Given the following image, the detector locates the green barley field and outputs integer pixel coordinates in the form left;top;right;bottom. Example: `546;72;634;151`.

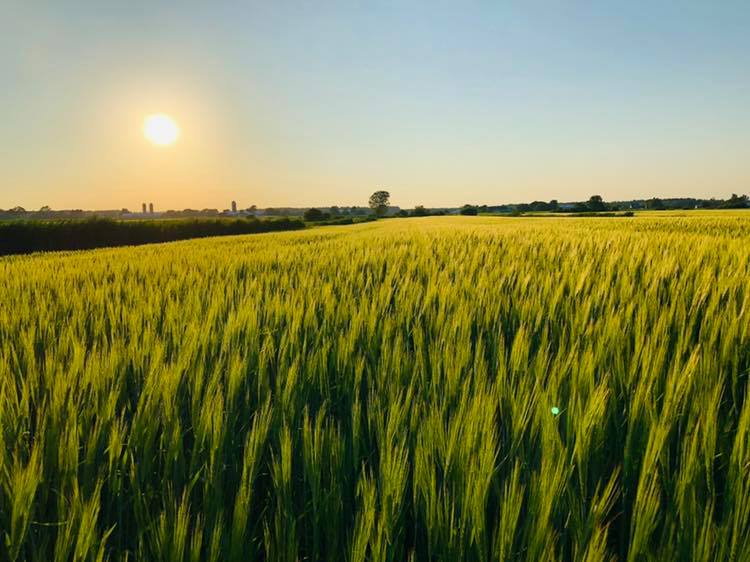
2;215;750;561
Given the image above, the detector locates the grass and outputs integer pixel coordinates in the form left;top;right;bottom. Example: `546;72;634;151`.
1;215;749;560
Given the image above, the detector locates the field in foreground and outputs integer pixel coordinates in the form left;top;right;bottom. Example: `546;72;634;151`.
2;215;750;561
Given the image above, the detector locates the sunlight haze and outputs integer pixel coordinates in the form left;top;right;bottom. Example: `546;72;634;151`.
1;1;749;210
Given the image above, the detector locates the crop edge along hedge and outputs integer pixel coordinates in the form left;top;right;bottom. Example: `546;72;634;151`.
0;216;306;255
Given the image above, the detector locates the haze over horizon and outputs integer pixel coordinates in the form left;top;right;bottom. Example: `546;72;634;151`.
2;1;749;210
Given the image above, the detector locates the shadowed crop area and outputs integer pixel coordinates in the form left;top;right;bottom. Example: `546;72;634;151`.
1;215;750;561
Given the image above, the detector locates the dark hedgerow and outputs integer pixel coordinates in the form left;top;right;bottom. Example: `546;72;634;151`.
0;216;305;255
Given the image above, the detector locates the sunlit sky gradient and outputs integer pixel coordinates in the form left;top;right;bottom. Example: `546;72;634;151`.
2;1;749;210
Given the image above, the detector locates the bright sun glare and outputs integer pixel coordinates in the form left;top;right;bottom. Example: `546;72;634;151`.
143;114;180;146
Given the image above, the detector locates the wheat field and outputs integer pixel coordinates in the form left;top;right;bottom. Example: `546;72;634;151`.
2;215;750;561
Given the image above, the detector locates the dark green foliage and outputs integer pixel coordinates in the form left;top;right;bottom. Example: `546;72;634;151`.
368;191;391;216
409;206;446;217
304;208;331;222
587;195;606;212
719;193;749;209
515;200;560;213
0;217;305;255
646;198;666;210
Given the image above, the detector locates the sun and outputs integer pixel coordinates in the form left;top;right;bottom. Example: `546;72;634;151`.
143;114;180;146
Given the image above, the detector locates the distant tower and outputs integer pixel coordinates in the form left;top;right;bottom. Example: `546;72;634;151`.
149;203;154;214
231;200;237;213
142;203;147;214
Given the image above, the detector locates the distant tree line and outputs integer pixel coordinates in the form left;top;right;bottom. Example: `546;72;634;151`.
454;193;750;215
559;194;749;212
636;193;749;210
0;217;305;256
264;206;372;218
393;205;448;218
302;207;377;225
2;191;747;231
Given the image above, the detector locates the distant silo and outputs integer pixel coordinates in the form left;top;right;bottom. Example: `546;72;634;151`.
232;200;237;213
142;203;147;214
149;203;154;214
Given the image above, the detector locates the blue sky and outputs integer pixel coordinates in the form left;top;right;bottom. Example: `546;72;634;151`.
1;1;749;209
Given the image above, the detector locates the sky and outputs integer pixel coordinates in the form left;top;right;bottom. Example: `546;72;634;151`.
1;1;749;210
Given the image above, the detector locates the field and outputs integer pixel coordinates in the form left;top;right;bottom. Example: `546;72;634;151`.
2;215;750;561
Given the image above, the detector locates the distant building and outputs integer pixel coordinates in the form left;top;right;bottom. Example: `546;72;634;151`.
142;203;147;214
149;203;154;214
231;200;237;213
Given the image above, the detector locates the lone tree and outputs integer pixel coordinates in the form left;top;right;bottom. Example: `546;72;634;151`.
369;191;391;216
587;195;606;212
